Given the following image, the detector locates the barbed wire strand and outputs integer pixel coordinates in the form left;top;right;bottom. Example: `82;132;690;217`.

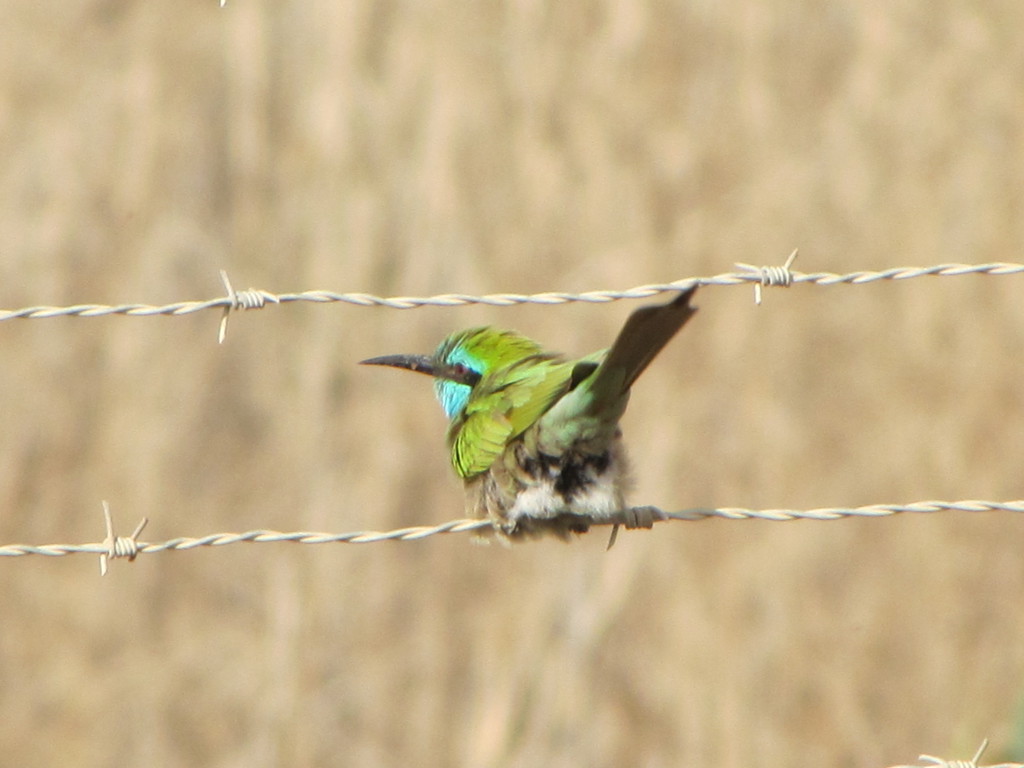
3;258;1023;341
887;738;1024;768
2;500;1021;571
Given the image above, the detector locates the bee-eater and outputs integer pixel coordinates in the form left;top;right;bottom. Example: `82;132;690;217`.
361;286;698;541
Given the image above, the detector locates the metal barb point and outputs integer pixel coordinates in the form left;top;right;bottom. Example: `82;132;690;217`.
973;738;991;766
100;501;149;576
218;270;235;344
218;268;235;344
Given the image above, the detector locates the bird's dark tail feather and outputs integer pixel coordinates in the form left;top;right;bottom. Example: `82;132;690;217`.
596;285;698;395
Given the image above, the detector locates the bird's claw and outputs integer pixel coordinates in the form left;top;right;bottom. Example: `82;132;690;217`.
622;505;664;530
606;506;666;550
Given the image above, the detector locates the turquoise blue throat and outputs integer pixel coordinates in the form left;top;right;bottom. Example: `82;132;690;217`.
433;344;481;418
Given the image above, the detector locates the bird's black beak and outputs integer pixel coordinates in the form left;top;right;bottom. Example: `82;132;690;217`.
359;354;437;377
361;354;481;386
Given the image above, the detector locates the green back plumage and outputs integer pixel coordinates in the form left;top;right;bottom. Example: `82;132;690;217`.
535;288;698;453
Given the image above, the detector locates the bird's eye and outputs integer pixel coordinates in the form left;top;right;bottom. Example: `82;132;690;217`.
447;362;480;386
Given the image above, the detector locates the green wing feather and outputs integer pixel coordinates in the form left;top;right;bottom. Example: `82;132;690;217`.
449;357;575;477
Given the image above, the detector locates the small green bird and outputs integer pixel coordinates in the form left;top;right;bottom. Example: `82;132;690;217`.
361;286;698;541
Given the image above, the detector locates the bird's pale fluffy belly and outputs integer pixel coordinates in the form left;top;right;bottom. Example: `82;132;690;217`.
469;434;632;539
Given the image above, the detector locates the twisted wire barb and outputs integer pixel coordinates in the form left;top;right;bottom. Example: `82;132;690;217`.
887;739;1024;768
736;248;799;304
98;500;147;576
2;262;1021;327
2;500;1021;567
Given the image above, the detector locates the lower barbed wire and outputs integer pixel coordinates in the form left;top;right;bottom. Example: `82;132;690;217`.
2;500;1023;565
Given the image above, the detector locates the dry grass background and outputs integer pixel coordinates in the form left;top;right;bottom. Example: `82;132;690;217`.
1;1;1023;766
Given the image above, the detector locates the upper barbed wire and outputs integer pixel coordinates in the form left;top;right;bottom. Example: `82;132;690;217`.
2;260;1022;326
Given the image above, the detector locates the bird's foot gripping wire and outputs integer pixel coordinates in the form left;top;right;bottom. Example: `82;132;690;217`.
606;506;667;549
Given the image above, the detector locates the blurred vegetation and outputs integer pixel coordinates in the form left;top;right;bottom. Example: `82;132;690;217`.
1;2;1023;766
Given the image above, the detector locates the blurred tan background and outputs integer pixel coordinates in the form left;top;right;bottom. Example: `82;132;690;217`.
2;2;1024;766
